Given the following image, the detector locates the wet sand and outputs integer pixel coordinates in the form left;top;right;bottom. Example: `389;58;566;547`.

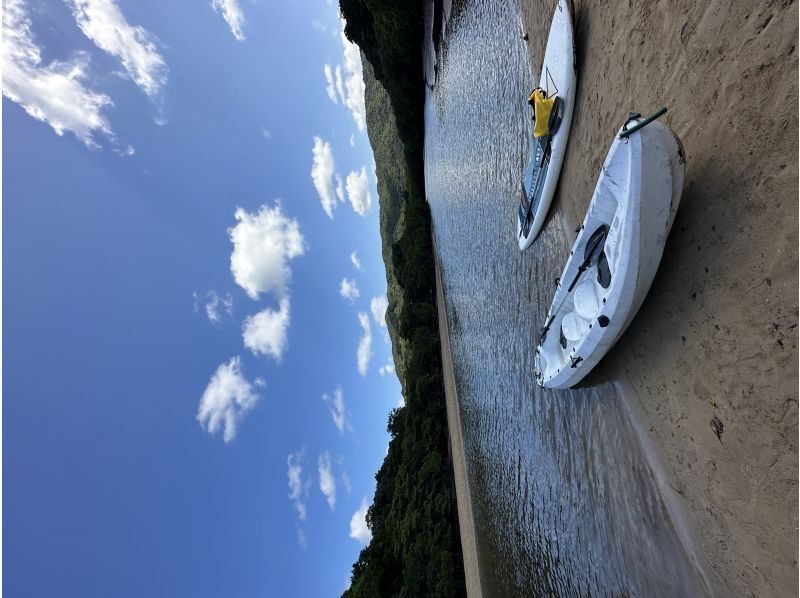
519;0;799;595
435;241;484;598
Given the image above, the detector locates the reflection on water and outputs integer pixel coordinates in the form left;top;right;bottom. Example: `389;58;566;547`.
423;0;704;595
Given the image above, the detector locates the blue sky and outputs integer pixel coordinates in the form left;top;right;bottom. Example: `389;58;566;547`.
3;0;401;595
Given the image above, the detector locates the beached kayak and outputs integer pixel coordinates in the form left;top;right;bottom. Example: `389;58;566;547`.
534;114;685;389
518;0;576;251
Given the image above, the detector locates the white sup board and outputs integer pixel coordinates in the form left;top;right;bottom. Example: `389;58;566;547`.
534;116;685;389
518;0;576;250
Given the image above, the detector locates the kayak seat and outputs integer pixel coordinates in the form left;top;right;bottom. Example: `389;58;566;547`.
562;311;588;343
574;277;602;320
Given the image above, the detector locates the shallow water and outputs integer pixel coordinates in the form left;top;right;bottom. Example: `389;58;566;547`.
423;0;705;595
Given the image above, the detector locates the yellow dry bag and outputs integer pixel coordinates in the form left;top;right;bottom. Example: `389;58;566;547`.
528;88;555;138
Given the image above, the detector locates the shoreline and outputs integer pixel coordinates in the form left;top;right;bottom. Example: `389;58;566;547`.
613;378;720;595
434;240;484;598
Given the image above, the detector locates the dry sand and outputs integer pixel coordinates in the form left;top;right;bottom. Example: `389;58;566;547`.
517;0;799;595
435;241;484;598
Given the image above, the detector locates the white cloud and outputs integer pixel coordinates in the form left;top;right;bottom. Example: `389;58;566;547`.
242;298;290;360
397;395;405;408
311;137;338;218
296;526;307;549
378;362;395;377
356;312;372;377
254;376;266;388
349;497;372;544
322;387;350;433
334;64;345;104
341;471;352;495
338;24;366;131
205;290;233;324
350;251;362;271
229;203;305;301
318;452;336;510
335;174;345;203
197;357;260;442
2;0;114;147
345;167;371;216
339;278;360;303
349;133;355;147
261;127;271;139
370;295;388;328
70;0;167;98
288;449;309;522
323;63;337;103
211;0;245;41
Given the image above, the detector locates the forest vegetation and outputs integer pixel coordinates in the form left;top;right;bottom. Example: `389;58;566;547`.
339;1;466;596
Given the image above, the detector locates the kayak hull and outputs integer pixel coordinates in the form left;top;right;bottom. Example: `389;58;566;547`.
534;119;685;389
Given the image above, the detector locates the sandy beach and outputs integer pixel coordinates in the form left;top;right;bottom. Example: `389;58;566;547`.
435;241;485;598
518;0;799;595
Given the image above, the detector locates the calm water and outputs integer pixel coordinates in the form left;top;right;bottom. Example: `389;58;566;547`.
423;1;705;595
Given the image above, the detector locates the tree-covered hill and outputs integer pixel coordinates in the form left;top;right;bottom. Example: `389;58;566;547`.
340;2;466;596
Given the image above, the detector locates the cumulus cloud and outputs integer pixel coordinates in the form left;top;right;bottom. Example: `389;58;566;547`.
70;0;167;99
196;357;260;442
339;278;360;303
288;448;309;522
2;0;113;147
338;24;366;131
370;295;388;328
205;290;233;324
350;251;362;271
211;0;245;41
356;312;372;377
242;298;290;360
345;167;371;216
311;137;338;218
349;498;372;544
229;203;305;301
323;63;337;103
261;127;271;139
318;452;336;510
322;387;350;433
378;362;395;377
324;20;365;130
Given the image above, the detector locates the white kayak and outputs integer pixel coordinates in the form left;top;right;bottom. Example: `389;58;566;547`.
518;0;576;250
534;114;685;389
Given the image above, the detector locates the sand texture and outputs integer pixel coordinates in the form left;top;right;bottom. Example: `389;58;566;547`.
519;0;798;595
435;242;484;598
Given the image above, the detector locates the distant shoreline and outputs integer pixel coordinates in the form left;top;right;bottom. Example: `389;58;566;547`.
434;240;484;598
